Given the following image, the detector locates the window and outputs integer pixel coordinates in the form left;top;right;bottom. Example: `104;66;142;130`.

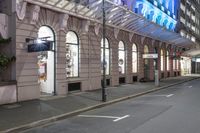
66;31;79;77
101;38;110;75
161;49;164;71
167;51;170;71
144;45;149;65
132;44;137;73
118;41;125;74
173;52;176;70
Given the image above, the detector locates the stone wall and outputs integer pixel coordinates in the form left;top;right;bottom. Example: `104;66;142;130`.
15;3;181;102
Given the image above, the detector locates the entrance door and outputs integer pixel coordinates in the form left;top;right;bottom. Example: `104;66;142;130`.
38;26;55;96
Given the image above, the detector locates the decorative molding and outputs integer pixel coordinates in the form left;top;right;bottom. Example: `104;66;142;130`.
141;36;145;45
114;28;119;39
82;20;90;33
94;23;101;35
152;40;156;47
59;14;69;31
0;14;9;39
16;0;27;20
30;5;40;25
129;32;134;42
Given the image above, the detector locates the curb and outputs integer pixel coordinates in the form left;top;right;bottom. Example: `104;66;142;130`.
2;77;199;133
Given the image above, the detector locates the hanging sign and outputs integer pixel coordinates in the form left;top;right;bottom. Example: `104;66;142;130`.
28;41;53;52
143;54;158;59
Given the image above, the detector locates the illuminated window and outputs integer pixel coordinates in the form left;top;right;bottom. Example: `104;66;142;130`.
101;38;110;75
66;31;79;77
132;44;137;73
167;51;170;71
161;49;164;71
118;41;125;74
173;52;176;70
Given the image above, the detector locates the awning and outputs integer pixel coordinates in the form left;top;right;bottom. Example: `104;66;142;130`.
26;0;196;47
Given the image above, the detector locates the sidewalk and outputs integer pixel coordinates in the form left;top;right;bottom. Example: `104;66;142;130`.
0;75;199;133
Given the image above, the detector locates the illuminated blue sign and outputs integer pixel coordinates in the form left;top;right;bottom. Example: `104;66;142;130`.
113;0;178;31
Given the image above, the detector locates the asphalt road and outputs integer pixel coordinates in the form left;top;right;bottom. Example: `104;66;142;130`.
23;78;200;133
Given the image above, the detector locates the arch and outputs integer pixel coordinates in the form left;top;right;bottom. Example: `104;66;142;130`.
66;31;79;77
101;38;110;75
144;45;149;53
101;38;109;48
166;50;170;71
132;43;138;73
161;49;164;71
119;41;125;50
38;26;56;95
173;51;176;70
118;41;126;74
66;31;78;44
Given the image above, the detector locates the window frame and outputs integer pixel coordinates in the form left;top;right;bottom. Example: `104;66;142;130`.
101;38;110;75
66;31;80;78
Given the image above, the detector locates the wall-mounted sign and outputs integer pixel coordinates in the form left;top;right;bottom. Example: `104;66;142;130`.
143;54;158;59
28;41;53;52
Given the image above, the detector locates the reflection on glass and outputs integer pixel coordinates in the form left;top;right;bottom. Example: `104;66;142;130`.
132;44;137;73
66;31;79;77
161;49;164;71
118;41;125;74
101;38;110;75
167;51;170;71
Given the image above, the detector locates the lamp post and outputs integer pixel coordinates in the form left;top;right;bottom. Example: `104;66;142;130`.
102;0;107;102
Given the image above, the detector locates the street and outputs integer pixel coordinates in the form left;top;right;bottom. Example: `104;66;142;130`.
23;78;200;133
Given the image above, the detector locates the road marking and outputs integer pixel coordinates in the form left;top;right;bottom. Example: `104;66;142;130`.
113;115;130;122
78;115;130;122
188;86;193;88
166;94;174;97
145;94;174;98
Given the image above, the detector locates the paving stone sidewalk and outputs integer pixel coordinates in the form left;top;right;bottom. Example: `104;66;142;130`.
0;75;199;132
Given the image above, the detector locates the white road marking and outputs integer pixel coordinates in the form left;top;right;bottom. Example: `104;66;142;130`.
166;94;174;97
145;94;174;98
78;115;130;122
188;86;193;88
113;115;130;122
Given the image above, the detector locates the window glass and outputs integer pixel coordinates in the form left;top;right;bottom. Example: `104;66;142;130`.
167;51;170;71
66;31;79;77
161;49;164;71
101;38;110;75
119;41;125;74
132;44;137;73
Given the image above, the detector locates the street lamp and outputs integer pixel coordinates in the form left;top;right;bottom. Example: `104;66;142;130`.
102;0;107;102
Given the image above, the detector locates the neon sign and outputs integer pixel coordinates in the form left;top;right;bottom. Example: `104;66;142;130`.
113;0;177;31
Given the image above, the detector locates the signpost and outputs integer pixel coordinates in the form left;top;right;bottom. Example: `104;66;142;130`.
143;54;158;59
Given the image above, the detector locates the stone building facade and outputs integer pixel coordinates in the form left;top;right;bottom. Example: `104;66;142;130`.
14;1;181;102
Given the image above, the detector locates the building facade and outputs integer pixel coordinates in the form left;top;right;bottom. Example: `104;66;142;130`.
0;0;197;104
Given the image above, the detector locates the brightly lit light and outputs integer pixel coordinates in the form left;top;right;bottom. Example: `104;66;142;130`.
113;0;177;31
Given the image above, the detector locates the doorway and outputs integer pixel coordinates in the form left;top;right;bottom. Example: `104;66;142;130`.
37;26;55;96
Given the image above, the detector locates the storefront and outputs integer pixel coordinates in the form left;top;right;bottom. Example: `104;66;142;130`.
13;0;190;102
180;56;191;75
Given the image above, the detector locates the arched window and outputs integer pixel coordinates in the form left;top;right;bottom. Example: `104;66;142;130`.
101;38;110;75
132;44;137;73
118;41;125;74
167;51;170;71
173;52;176;70
66;31;79;77
161;49;164;71
38;26;55;94
144;45;149;54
